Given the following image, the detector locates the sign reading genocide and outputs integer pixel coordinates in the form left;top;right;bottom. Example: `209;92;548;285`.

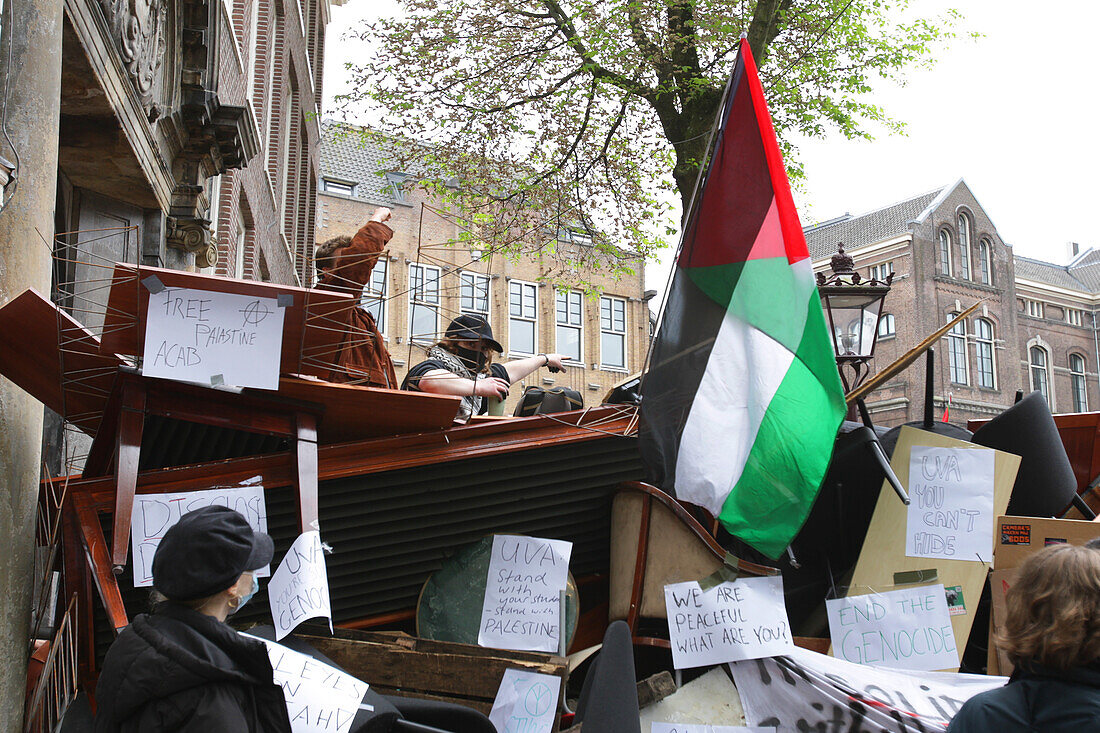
479;535;573;653
130;483;268;587
905;446;995;562
826;584;958;671
269;531;333;641
487;668;561;733
663;575;792;669
142;286;285;390
242;634;371;733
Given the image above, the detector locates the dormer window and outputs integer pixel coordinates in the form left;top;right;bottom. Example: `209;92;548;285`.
322;178;356;196
384;172;410;202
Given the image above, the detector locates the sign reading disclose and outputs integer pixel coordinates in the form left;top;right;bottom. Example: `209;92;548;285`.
479;535;573;653
826;584;958;671
663;575;792;669
906;446;995;562
142;286;285;389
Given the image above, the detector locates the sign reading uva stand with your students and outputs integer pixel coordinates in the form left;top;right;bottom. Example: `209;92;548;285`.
479;535;573;653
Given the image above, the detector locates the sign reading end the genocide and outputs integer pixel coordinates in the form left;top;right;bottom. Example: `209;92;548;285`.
905;446;995;562
663;575;792;669
826;584;958;671
269;531;333;641
243;634;371;733
130;484;268;588
142;286;285;390
487;668;561;733
479;535;573;653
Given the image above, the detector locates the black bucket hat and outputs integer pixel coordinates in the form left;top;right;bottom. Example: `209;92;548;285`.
445;314;503;353
152;505;275;602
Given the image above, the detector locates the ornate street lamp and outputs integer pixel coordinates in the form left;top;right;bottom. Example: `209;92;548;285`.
816;244;893;393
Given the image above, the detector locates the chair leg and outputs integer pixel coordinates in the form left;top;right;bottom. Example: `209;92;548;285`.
293;412;320;535
111;382;145;572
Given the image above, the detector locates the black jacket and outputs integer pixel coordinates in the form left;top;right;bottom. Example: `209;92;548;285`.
947;662;1100;732
94;604;291;733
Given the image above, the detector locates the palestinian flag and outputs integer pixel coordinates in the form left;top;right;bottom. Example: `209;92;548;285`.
639;40;846;560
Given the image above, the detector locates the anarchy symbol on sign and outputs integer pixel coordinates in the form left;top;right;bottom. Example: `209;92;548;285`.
239;299;272;326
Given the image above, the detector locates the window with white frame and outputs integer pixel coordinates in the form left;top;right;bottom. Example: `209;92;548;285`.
1067;308;1084;327
878;313;896;338
869;261;893;282
947;313;968;385
957;213;971;279
600;296;627;369
409;263;440;343
1071;353;1088;412
978;238;993;285
508;280;538;355
938;230;952;276
974;318;996;389
1026;300;1044;319
459;272;490;322
360;259;388;335
322;178;356;196
555;290;583;362
1030;346;1050;406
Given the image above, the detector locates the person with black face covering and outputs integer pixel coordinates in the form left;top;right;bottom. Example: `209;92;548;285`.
402;314;565;422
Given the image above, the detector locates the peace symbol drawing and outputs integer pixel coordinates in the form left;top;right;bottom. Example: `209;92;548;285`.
523;682;552;716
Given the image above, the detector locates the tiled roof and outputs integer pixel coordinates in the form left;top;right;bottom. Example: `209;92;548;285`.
1015;252;1100;294
803;188;944;260
318;122;401;205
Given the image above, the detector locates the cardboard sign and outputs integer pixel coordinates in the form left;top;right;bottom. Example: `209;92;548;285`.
479;535;573;653
646;721;770;726
487;668;561;733
130;483;268;587
269;531;333;641
664;575;792;669
243;634;371;733
142;286;285;389
826;584;958;671
906;446;995;562
730;645;1005;732
994;515;1100;569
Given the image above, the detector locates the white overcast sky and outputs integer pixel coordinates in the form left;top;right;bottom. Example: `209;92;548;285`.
323;0;1100;296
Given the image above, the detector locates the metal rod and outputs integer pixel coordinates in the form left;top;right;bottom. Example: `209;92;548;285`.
924;347;935;428
866;437;909;505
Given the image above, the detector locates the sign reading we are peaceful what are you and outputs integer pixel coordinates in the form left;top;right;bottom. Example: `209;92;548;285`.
905;446;995;562
663;575;792;669
479;535;573;653
142;286;285;390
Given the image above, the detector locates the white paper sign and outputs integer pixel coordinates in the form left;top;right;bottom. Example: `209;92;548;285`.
826;584;958;671
729;646;1005;732
906;446;996;562
243;634;370;733
646;721;770;726
130;483;269;587
269;531;333;641
479;535;573;653
664;575;793;669
487;669;561;733
142;286;285;389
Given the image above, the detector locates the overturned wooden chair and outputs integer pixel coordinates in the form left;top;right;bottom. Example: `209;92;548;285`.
609;481;777;649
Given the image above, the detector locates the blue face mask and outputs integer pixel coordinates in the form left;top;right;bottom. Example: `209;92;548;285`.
230;574;259;614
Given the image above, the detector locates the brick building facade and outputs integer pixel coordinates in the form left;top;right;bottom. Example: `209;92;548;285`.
315;124;650;414
806;179;1099;427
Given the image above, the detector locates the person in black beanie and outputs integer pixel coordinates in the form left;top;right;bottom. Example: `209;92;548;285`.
94;505;291;733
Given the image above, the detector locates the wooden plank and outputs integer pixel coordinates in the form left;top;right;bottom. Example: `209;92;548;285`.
267;376;459;443
99;264;356;379
0;288;124;435
844;425;1020;671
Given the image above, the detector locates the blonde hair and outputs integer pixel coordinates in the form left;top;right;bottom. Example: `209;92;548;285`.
997;543;1100;670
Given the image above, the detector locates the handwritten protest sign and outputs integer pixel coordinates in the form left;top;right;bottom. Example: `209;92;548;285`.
664;575;792;669
142;286;285;389
906;446;995;562
826;584;958;671
730;645;1005;732
487;669;561;733
269;531;333;641
651;721;774;726
479;535;573;653
243;634;371;733
130;482;268;587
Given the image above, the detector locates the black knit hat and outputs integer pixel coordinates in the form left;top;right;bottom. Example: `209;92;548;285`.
445;314;503;353
152;505;274;602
